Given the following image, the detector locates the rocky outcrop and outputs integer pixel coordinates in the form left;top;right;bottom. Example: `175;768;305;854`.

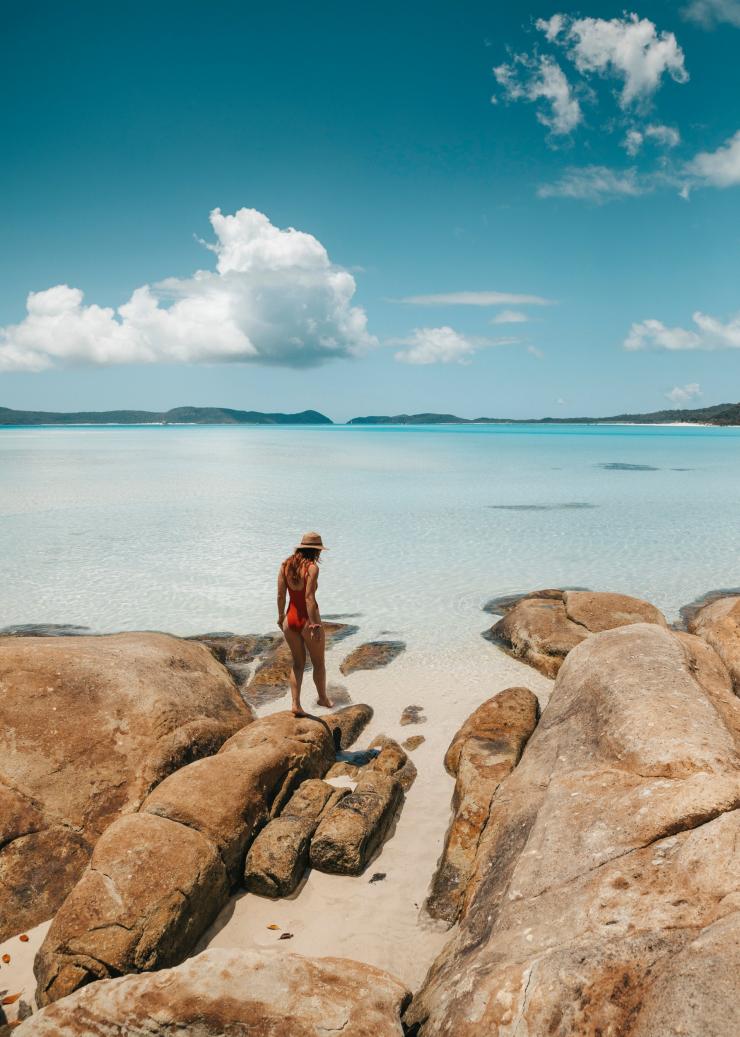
310;772;403;875
325;736;416;791
490;589;667;677
0;632;251;943
323;702;373;749
340;640;406;675
427;687;539;925
34;709;352;1005
246;622;358;705
21;948;411;1036
408;623;740;1036
244;779;348;897
687;593;740;693
189;631;280;688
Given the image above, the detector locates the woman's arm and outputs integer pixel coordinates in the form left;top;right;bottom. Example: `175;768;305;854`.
305;563;322;637
277;564;287;629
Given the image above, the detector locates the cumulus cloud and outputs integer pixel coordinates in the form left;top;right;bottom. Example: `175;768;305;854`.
665;382;702;403
544;13;688;107
392;326;515;365
398;290;552;306
623;123;680;155
538;165;649;201
492;309;529;324
493;55;582;135
0;208;376;372
625;312;740;350
687;130;740;188
682;0;740;27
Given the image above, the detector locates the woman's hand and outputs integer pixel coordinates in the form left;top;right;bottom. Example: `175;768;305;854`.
309;622;321;640
277;614;285;630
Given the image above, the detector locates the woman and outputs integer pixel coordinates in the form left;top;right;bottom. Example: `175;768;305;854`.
277;531;333;716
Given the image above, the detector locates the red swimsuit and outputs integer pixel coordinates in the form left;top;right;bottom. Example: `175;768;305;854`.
285;565;310;630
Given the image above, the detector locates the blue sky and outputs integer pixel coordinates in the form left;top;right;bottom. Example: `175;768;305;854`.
2;0;740;420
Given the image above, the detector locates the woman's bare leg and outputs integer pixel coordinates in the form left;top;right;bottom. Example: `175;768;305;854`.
303;624;332;707
282;621;307;716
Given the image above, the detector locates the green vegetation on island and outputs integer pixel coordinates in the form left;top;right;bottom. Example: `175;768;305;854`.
347;402;740;426
0;406;333;426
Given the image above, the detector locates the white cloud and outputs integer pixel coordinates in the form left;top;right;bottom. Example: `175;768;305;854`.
398;291;552;306
393;326;514;365
493;55;582;135
538;165;649;201
527;345;545;358
0;208;376;372
665;382;702;403
492;309;529;324
624;123;681;154
682;0;740;28
687;130;740;188
542;13;688;108
625;312;740;350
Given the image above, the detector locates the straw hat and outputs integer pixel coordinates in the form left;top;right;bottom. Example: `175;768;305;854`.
295;531;328;551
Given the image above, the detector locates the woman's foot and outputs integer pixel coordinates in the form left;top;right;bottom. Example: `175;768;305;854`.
316;695;333;709
291;706;307;718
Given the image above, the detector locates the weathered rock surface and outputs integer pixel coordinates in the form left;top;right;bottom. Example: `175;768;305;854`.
444;685;539;776
339;640;406;675
246;621;358;705
21;948;411;1036
0;632;251;943
325;736;416;791
687;593;740;693
244;779;347;897
427;687;539;925
408;623;740;1036
490;589;667;677
34;710;345;1005
402;734;425;751
310;771;403;875
323;702;373;749
400;704;426;725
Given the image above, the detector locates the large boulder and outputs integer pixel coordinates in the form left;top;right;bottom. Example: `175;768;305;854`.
490;589;667;677
34;710;342;1005
687;593;740;693
310;772;403;875
21;948;411;1036
244;779;348;897
0;632;251;943
408;624;740;1036
427;687;539;925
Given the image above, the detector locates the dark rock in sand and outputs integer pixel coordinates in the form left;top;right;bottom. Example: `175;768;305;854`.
407;623;740;1037
339;640;406;675
402;735;425;751
310;771;403;875
489;589;667;677
34;711;338;1006
23;948;412;1037
427;687;539;925
244;779;348;897
400;704;426;725
0;632;251;944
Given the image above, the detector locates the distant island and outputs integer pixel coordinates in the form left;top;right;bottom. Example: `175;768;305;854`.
0;406;333;426
2;401;740;427
348;402;740;427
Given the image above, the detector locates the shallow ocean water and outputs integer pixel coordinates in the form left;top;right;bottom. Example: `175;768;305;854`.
2;423;740;649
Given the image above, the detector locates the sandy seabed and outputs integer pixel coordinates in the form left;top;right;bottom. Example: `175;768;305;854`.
0;626;551;1019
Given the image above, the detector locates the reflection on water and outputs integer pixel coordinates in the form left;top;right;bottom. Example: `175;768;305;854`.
2;423;740;649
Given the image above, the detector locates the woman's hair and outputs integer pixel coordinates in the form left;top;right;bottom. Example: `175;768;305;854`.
284;547;321;584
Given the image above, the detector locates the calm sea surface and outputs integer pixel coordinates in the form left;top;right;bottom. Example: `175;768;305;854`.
2;424;739;648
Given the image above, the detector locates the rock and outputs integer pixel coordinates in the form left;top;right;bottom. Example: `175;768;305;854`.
310;772;403;875
339;640;406;675
188;631;279;665
489;589;667;677
245;622;359;704
427;688;539;925
687;593;740;693
402;735;425;751
367;736;417;792
400;704;426;725
0;632;251;943
407;624;740;1036
34;712;336;1006
244;779;348;897
323;703;373;749
21;948;411;1036
444;686;539;776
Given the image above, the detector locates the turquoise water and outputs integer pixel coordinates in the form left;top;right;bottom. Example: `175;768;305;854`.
2;423;739;647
